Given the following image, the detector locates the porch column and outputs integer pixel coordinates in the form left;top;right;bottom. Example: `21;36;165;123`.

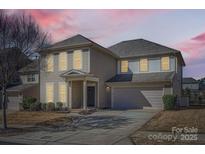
68;81;72;109
83;80;87;110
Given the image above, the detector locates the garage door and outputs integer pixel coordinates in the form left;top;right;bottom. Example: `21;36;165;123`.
141;90;163;109
112;87;163;109
7;96;22;111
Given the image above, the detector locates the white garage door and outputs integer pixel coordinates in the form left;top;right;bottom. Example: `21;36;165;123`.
7;96;22;111
141;90;163;109
112;87;163;109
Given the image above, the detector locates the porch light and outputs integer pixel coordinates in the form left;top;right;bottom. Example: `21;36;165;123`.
106;86;110;91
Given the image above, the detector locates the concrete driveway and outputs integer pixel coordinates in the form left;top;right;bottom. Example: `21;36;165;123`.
0;109;159;145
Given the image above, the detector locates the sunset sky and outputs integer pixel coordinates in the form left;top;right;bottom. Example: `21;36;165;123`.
10;9;205;79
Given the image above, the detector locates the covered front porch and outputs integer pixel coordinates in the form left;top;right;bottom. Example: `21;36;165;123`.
61;70;99;110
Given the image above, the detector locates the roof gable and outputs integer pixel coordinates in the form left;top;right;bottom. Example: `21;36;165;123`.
108;39;185;66
183;77;198;84
46;34;92;50
109;39;179;57
60;69;89;77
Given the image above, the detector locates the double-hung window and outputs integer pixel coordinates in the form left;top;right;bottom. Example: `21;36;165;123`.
121;60;128;73
58;82;67;104
161;56;170;71
140;58;148;72
59;52;67;71
27;74;35;82
73;50;82;70
46;82;54;103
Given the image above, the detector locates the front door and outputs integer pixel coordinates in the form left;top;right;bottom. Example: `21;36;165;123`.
87;86;95;107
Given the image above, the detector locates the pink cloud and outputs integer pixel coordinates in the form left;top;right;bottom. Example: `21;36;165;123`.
175;32;205;65
20;10;79;42
192;32;205;41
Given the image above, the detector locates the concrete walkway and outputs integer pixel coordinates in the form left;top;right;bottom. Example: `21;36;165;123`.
0;109;159;145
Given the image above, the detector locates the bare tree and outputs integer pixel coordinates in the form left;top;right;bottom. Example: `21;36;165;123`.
0;10;50;129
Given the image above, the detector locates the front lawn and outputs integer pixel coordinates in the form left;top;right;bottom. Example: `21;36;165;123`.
131;109;205;145
140;109;205;133
0;111;69;126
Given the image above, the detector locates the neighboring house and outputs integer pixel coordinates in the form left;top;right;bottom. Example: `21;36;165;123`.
182;77;200;105
183;77;199;91
199;77;205;104
0;48;31;110
38;34;185;110
199;78;205;93
6;61;40;110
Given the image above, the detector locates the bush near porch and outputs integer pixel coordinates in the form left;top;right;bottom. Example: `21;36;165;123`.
20;97;68;112
162;95;176;110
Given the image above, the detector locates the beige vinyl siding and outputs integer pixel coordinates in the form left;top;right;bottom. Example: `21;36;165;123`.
59;52;67;71
140;58;148;72
67;52;73;70
46;54;54;72
82;50;90;72
46;82;54;102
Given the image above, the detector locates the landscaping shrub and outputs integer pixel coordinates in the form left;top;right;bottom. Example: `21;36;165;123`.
56;102;63;111
46;102;55;111
63;107;70;112
162;95;176;110
30;102;41;111
22;96;37;110
19;103;24;111
41;103;47;111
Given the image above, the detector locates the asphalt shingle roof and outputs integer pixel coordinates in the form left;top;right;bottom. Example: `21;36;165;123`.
18;60;39;74
107;72;175;83
183;77;198;84
109;39;180;58
7;84;38;92
46;34;92;50
106;74;133;82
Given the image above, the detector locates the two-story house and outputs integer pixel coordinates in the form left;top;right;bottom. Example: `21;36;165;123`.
39;34;185;110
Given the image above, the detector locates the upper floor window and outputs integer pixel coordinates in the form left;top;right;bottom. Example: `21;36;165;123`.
46;54;54;72
46;82;54;102
121;60;128;73
73;50;82;70
140;58;148;72
58;82;67;103
161;56;170;71
59;52;67;71
27;74;35;82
